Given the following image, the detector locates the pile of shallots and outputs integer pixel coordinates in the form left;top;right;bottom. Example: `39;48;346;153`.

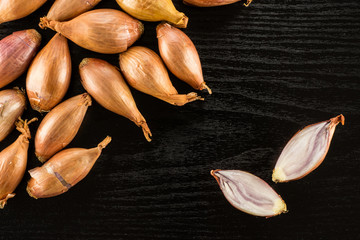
0;0;344;220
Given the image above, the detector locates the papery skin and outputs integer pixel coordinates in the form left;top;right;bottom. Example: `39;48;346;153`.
39;9;144;54
0;89;26;142
0;29;41;88
119;46;203;106
46;0;102;22
26;33;71;113
183;0;253;7
116;0;188;28
0;118;37;208
211;169;287;217
79;58;152;142
0;0;47;24
27;136;111;199
35;93;92;163
272;114;345;183
157;23;211;94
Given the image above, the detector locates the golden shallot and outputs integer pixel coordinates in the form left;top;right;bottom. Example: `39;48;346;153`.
79;58;151;142
45;0;102;22
272;114;345;183
0;29;41;88
116;0;188;28
211;170;287;217
183;0;253;7
39;9;144;54
0;88;26;142
119;46;203;106
35;93;92;163
0;118;37;208
27;136;111;199
26;33;71;113
157;23;212;94
0;0;47;24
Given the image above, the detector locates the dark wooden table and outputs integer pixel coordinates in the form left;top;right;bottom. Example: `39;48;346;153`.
0;0;359;239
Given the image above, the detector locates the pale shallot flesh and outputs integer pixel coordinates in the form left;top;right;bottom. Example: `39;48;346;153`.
272;114;345;183
211;170;287;217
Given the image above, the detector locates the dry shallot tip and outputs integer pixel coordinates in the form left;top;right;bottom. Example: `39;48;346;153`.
244;0;253;7
272;114;345;183
211;169;287;217
0;194;15;209
98;136;112;150
15;117;38;139
201;83;212;95
139;122;152;142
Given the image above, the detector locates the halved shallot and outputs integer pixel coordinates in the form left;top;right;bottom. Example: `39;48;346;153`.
272;114;345;183
119;46;203;106
35;93;92;163
0;29;41;88
211;169;287;217
79;58;151;142
26;33;71;112
157;23;212;94
39;9;144;54
0;118;37;208
27;136;111;199
0;88;26;142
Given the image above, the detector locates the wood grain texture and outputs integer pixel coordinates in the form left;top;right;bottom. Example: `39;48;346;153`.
0;0;359;239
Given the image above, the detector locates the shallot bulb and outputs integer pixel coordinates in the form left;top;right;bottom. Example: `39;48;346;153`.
157;23;212;94
35;93;92;163
79;58;152;142
45;0;102;22
0;118;37;208
183;0;253;7
0;89;26;142
272;114;345;183
0;0;47;24
27;136;111;199
0;29;41;88
39;9;144;54
119;46;203;106
26;33;71;113
211;170;287;217
116;0;188;28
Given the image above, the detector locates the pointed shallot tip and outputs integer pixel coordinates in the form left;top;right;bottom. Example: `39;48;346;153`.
210;169;221;184
79;58;90;68
201;83;212;95
15;117;38;139
39;17;49;29
140;123;152;142
0;194;15;209
98;136;112;149
244;0;254;7
333;114;345;126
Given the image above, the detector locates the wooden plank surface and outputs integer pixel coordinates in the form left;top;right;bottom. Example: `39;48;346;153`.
0;0;359;239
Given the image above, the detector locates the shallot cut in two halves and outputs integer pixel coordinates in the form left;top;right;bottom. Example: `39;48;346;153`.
44;0;102;22
35;93;92;163
0;29;41;88
39;9;144;54
27;136;111;199
272;114;345;183
157;23;212;94
0;118;37;209
26;33;71;113
119;46;203;106
116;0;188;28
211;170;287;217
183;0;253;7
0;0;47;24
0;88;26;142
79;58;152;142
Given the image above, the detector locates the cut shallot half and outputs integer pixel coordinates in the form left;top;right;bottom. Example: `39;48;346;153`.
272;114;345;183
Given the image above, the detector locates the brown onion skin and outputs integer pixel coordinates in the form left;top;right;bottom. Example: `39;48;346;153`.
26;33;71;113
0;118;37;208
0;29;41;88
79;58;152;142
45;0;102;22
39;9;144;54
0;0;47;24
0;89;26;142
35;93;92;163
119;46;203;106
183;0;250;7
157;23;211;94
27;136;111;199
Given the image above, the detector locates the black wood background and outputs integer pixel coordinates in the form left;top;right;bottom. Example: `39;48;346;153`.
0;0;359;239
